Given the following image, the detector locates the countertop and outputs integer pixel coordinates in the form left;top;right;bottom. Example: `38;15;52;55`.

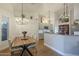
44;32;79;37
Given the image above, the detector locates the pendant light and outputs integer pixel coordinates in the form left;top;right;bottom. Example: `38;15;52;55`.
16;3;29;25
63;3;69;22
21;3;26;24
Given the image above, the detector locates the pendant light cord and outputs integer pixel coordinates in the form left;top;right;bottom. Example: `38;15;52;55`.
64;3;65;16
22;3;23;21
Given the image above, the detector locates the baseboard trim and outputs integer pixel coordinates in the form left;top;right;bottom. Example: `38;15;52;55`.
44;43;65;56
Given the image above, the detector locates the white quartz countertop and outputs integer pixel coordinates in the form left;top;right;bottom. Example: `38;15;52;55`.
44;32;79;37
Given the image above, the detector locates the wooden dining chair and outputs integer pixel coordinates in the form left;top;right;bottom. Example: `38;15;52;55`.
8;39;23;56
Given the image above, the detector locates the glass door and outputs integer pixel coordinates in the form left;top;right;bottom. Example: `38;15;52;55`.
1;16;9;41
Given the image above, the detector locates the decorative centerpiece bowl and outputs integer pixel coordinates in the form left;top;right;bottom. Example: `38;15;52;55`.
22;31;28;40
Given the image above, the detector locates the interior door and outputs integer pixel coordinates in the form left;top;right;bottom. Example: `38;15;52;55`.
1;16;9;41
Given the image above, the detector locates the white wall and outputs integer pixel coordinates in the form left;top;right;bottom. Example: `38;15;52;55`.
74;4;79;20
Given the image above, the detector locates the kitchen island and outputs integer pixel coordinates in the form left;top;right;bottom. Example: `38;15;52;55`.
44;33;79;56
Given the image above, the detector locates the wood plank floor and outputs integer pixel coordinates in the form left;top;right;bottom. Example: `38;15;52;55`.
0;39;61;56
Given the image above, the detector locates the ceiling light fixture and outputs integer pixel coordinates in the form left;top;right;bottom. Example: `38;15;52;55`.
59;3;69;22
16;3;29;25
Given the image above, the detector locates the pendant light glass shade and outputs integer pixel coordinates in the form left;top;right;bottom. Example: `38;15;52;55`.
59;3;69;22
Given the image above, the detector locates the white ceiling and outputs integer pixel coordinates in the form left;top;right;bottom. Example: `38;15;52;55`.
0;3;64;17
13;3;42;16
13;3;64;16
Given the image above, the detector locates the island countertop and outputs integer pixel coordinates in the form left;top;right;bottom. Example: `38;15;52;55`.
44;32;79;37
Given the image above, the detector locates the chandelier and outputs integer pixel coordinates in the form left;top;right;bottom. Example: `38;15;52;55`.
16;3;29;25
